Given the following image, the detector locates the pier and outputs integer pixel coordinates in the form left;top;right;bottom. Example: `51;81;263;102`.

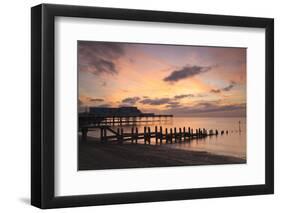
79;106;230;145
80;125;225;144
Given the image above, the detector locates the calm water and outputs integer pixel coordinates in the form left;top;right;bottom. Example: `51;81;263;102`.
87;117;246;159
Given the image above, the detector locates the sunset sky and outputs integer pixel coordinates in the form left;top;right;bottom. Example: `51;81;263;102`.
78;41;246;117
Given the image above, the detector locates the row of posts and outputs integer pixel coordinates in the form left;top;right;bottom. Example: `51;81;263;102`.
112;126;225;144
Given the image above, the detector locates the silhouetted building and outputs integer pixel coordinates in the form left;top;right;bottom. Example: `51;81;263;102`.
89;106;149;117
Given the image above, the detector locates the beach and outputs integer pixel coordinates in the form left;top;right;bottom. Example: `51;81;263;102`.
78;138;246;170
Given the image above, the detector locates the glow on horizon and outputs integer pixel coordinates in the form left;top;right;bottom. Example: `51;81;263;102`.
78;41;246;117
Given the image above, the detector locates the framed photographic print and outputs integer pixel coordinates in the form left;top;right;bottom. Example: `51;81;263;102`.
31;4;274;209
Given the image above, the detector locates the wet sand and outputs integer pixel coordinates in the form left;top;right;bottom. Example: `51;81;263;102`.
78;138;246;170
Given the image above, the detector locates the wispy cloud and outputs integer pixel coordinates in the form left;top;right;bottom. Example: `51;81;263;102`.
140;98;172;105
78;41;125;75
122;97;141;105
174;94;195;99
163;65;212;82
90;98;104;102
210;81;237;93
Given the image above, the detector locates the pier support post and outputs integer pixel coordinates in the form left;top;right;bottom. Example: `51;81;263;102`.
100;127;104;143
131;127;134;143
120;128;124;144
144;127;147;144
160;126;163;144
148;127;151;144
82;128;88;142
165;128;168;144
135;127;138;143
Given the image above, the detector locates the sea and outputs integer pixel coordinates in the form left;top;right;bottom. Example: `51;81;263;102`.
87;117;246;160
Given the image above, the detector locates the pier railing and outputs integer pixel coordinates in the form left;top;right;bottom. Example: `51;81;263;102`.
79;114;173;127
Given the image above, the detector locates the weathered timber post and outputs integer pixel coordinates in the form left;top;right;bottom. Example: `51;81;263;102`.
183;127;186;141
155;126;158;144
160;126;163;144
179;128;182;142
120;128;124;144
195;129;198;138
82;128;88;141
135;127;139;143
170;128;173;143
144;126;147;144
174;127;177;143
131;127;134;143
165;128;168;143
117;128;120;143
148;127;151;144
104;127;107;143
188;127;191;137
216;129;218;136
100;127;104;143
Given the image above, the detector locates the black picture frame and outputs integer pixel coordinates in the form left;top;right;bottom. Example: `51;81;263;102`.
31;3;274;209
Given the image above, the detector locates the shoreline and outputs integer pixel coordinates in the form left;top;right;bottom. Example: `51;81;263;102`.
79;137;246;170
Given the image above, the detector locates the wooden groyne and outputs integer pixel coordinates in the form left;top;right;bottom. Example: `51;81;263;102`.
80;125;228;144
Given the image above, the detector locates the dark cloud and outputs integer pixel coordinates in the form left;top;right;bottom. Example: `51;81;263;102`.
174;94;195;99
78;41;125;75
222;81;236;92
210;89;221;93
165;101;182;109
163;65;212;82
140;98;172;105
210;81;236;94
122;97;141;105
90;98;104;102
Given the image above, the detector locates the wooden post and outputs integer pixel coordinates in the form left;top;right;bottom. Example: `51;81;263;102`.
144;126;147;144
174;127;177;143
131;127;134;143
135;127;138;143
179;128;182;142
148;127;151;144
165;128;168;143
104;127;107;143
188;127;191;137
170;128;173;143
82;128;88;141
100;127;104;142
183;127;186;141
155;126;158;144
216;129;218;135
160;126;163;144
120;128;124;143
